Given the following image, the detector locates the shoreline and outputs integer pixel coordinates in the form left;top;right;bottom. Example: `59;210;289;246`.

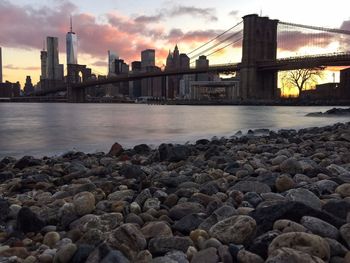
1;122;350;262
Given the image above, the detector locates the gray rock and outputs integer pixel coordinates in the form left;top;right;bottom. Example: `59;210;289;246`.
325;238;349;257
266;247;325;263
280;158;303;175
148;237;193;255
168;202;204;220
191;247;218;263
301;216;339;239
285;188;321;210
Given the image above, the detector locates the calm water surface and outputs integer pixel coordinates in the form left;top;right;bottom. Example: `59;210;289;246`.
0;103;349;158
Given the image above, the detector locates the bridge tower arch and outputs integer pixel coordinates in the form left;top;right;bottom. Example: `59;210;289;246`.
240;14;279;100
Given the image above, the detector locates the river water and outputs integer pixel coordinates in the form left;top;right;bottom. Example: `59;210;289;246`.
0;103;349;158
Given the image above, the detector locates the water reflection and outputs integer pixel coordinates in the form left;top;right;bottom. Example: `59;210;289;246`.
0;103;348;158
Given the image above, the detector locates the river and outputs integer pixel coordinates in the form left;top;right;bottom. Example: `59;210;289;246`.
0;103;349;158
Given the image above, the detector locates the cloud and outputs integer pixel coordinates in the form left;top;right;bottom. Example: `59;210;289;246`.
134;14;163;24
92;61;108;67
169;6;217;21
228;10;239;17
4;64;40;71
277;30;334;51
167;29;222;43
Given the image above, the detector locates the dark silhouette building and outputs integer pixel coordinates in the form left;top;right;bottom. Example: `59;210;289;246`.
339;68;350;99
130;61;142;98
23;76;34;95
0;81;20;98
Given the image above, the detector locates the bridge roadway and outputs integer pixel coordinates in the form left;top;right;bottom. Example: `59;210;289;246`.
32;53;350;96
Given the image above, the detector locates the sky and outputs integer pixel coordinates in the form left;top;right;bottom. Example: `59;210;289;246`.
1;0;350;88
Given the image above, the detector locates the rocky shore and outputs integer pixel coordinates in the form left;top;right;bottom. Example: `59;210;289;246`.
1;122;350;263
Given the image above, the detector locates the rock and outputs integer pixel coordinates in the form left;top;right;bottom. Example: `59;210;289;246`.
266;247;325;263
191;247;218;263
209;215;256;245
315;180;339;194
133;144;151;155
273;219;306;233
323;200;350;220
143;198;160;211
285;188;321;210
73;191;96;216
141;221;173;239
168;202;204;220
280;158;302;175
119;165;146;179
237;249;264;263
148;237;193;255
43;231;61;248
70;244;95;263
336;183;350;197
173;214;205;234
217;245;233;263
53;243;77;263
230;181;271;193
248;230;281;259
108;142;124;156
268;232;330;261
275;174;295;192
0;198;10;222
17;207;45;233
249;201;345;236
301;216;339;239
0;247;30;259
165;251;188;263
158;144;190;162
271;155;288;166
0;171;14;183
325;238;348;257
14;155;41;169
108;223;146;259
134;189;152;206
340;223;350;248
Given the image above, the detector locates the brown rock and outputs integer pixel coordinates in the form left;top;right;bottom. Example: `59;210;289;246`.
108;142;124;156
275;174;295;192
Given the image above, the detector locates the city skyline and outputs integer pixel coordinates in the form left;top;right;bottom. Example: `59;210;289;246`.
1;0;350;86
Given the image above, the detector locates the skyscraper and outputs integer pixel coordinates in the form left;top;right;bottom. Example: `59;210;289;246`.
0;47;2;83
46;36;63;80
108;50;118;76
66;17;78;65
40;49;47;80
141;49;155;69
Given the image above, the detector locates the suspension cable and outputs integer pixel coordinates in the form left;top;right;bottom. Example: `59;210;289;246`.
279;21;350;35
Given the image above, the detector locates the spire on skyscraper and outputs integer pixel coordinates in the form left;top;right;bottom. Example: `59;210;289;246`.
70;16;73;33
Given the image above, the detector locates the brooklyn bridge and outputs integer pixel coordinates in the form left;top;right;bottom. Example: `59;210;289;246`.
33;14;350;102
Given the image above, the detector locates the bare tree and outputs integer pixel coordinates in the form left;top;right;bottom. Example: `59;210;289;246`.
281;67;325;97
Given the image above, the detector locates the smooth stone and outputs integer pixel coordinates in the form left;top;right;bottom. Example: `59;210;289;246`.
165;250;189;263
209;215;256;245
158;144;190;162
325;238;349;257
107;223;146;259
173;213;204;234
266;247;324;263
148;237;193;255
271;155;288;166
237;249;264;263
340;223;350;248
315;180;339;194
0;247;30;259
230;181;271;193
143;198;160;211
141;221;173;239
268;232;330;262
43;231;61;248
191;247;218;263
168;202;204;220
285;188;321;210
301;216;339;239
17;207;45;233
247;230;281;259
107;190;134;201
280;158;302;175
70;244;95;263
336;183;350;197
323;200;350;220
53;243;77;263
275;174;295;192
249;201;345;236
73;192;95;216
273;219;306;233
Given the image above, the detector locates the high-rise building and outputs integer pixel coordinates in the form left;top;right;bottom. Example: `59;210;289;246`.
108;50;118;76
46;36;63;80
130;61;142;98
40;50;47;80
141;49;155;69
66;17;78;65
195;55;210;81
0;47;2;83
24;76;34;95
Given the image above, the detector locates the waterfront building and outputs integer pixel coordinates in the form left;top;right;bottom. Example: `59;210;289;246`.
0;47;2;83
195;55;210;81
46;36;63;80
141;49;155;69
165;45;190;98
339;67;350;99
40;49;47;80
66;17;78;65
0;81;20;98
130;61;142;98
23;76;34;95
108;50;118;76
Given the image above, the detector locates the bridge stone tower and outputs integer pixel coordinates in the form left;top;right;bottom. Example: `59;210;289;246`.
240;14;279;100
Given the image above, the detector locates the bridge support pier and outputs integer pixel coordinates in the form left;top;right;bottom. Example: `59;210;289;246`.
67;85;86;103
240;14;279;100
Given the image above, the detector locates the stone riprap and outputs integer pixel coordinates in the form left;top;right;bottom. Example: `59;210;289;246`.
0;122;350;262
